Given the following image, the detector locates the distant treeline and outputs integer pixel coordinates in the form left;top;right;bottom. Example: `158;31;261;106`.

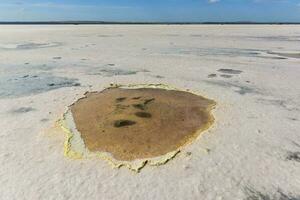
0;21;300;25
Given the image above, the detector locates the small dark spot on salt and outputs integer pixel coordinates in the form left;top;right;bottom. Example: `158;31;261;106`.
73;83;81;86
11;107;35;113
183;165;191;170
244;186;300;200
208;74;217;78
217;68;243;74
244;187;272;200
257;129;262;134
132;96;141;100
271;57;287;60
220;74;232;78
186;152;192;156
154;75;164;79
53;57;62;60
41;118;49;122
286;151;300;162
288;117;298;121
22;75;29;78
291;141;300;148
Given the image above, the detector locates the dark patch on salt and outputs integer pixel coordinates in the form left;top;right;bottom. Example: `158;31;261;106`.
0;42;62;50
164;47;264;58
256;98;298;112
248;36;300;42
204;80;258;95
244;187;300;200
91;68;138;77
218;68;243;74
220;74;233;78
287;117;298;121
208;74;217;78
286;151;300;162
150;75;164;79
257;56;287;60
291;141;300;148
10;107;35;113
267;51;300;59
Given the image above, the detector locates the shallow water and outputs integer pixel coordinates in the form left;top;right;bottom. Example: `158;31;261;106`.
70;87;215;161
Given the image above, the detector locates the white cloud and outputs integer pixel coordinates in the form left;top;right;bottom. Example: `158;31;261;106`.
208;0;220;3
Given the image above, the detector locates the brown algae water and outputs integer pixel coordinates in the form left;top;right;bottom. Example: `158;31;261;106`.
69;87;216;161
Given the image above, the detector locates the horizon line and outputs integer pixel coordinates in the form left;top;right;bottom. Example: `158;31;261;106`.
0;21;300;25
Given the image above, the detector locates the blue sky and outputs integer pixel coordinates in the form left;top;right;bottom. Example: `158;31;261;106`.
0;0;300;22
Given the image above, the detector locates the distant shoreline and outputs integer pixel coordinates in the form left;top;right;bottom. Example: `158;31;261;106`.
0;21;300;25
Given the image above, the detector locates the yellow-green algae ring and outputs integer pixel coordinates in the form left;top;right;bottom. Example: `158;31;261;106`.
58;83;216;172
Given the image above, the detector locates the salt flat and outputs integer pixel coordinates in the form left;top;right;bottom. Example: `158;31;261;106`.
0;25;299;200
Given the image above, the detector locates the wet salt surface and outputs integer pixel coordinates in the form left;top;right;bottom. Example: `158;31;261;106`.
204;80;259;95
267;51;300;59
159;46;298;60
93;68;139;77
86;65;149;77
162;47;263;58
217;68;243;74
0;42;62;50
0;73;80;98
9;107;36;114
246;35;300;42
